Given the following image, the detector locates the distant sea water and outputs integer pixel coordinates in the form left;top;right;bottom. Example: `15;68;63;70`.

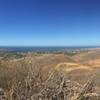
0;46;100;52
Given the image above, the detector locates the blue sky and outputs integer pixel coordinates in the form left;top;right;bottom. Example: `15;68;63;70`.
0;0;100;46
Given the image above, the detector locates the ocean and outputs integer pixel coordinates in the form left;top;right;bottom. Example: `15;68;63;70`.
0;46;99;52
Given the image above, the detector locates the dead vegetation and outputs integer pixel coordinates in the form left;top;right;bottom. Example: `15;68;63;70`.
0;53;100;100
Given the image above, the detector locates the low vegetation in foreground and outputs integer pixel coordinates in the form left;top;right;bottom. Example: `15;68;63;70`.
0;49;100;100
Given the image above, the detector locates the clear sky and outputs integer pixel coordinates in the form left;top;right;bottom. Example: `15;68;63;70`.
0;0;100;46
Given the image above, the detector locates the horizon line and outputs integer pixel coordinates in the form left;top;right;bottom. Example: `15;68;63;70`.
0;45;100;47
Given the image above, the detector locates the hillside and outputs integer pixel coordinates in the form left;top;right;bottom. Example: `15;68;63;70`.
0;49;100;100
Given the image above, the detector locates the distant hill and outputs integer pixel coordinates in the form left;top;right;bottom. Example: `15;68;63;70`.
72;49;100;63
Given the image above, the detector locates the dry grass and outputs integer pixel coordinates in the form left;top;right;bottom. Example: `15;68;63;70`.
0;53;100;100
